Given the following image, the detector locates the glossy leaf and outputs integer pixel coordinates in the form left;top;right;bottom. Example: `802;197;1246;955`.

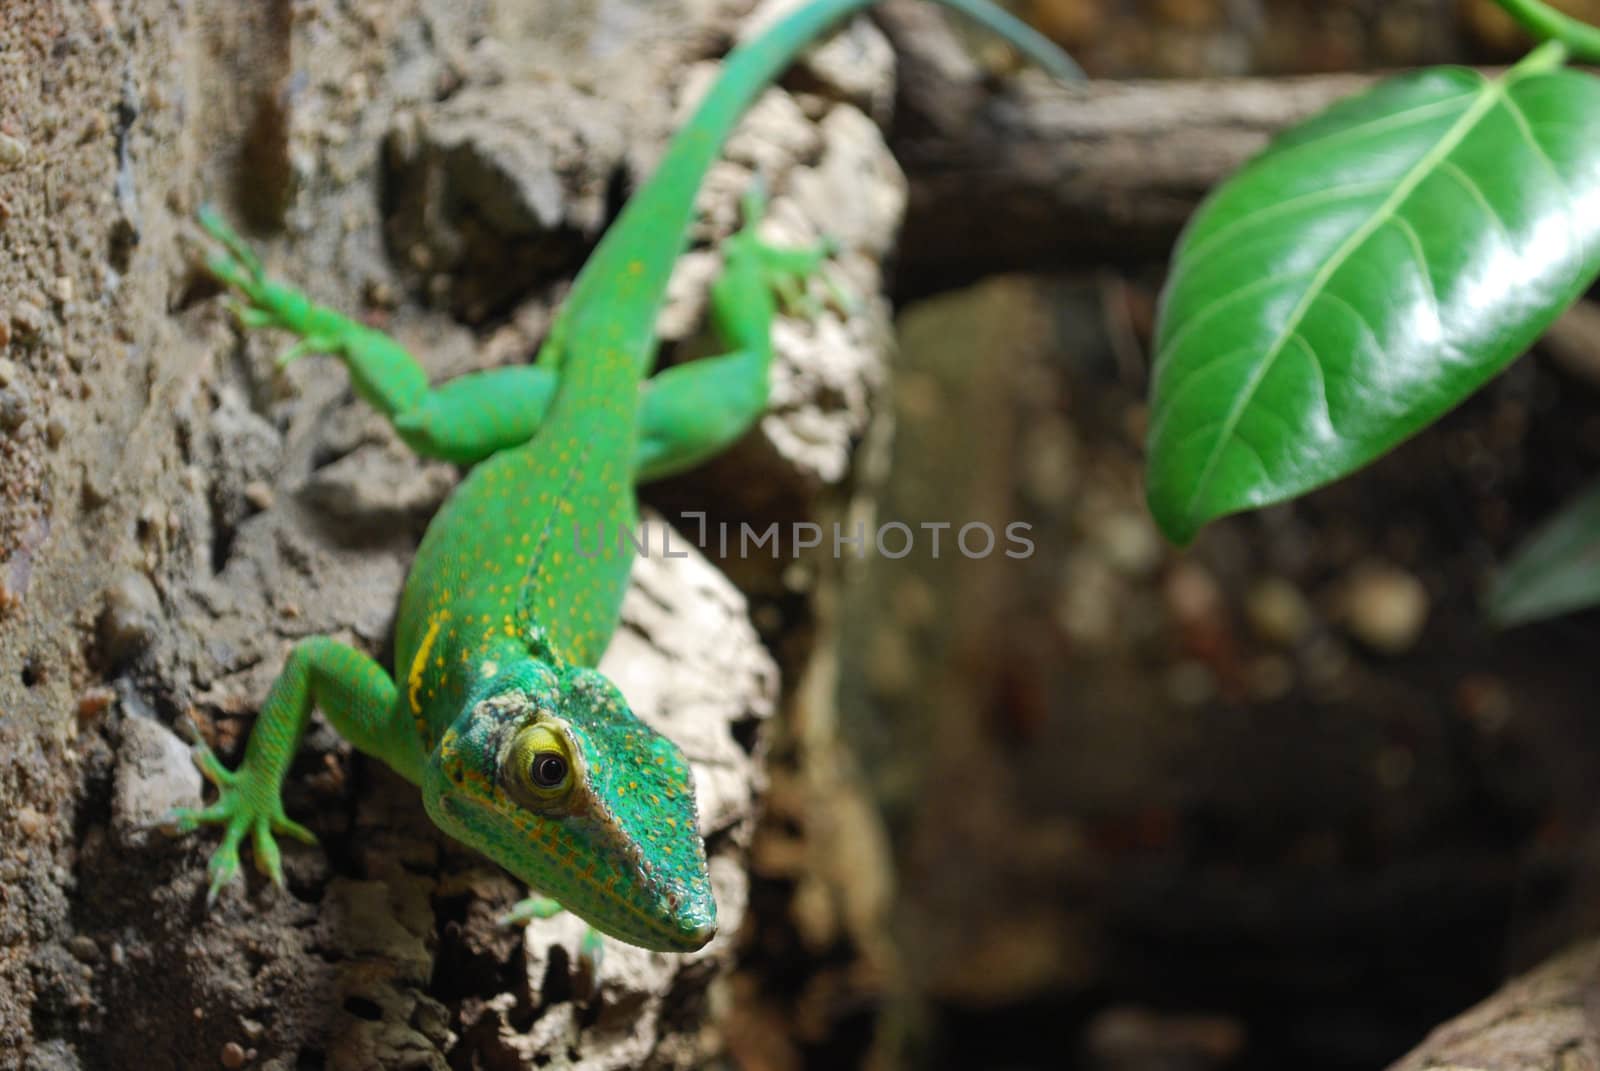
1146;59;1600;544
1487;480;1600;627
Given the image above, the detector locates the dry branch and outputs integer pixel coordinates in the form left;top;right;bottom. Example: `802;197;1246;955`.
878;1;1380;289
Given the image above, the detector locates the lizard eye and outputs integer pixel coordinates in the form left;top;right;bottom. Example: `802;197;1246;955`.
530;752;568;788
504;724;575;807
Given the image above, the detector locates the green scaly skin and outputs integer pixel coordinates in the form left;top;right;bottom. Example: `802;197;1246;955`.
171;0;1079;955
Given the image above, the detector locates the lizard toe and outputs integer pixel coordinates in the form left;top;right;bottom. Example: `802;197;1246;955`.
271;812;318;847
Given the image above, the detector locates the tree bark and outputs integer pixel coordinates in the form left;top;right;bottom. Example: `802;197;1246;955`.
1388;939;1600;1071
878;0;1381;291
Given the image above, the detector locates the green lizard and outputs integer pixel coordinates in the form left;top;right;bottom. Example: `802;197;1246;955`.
172;0;1079;955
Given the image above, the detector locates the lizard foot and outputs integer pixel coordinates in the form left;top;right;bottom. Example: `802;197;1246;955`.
165;737;316;906
732;180;854;321
197;206;344;366
499;895;564;927
578;927;605;992
500;896;605;996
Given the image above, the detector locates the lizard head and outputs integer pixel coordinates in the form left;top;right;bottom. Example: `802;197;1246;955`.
423;659;717;952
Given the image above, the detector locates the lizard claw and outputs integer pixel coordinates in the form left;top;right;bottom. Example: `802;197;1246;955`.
167;735;315;906
199;205;265;282
189;738;237;790
576;927;605;998
500;898;603;995
273;336;339;368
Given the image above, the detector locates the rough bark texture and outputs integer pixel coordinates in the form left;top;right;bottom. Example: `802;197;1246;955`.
1388;939;1600;1071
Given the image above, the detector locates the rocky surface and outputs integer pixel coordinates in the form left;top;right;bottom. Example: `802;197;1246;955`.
1389;938;1600;1071
0;0;904;1066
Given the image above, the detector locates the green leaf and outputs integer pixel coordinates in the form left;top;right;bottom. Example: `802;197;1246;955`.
1487;480;1600;627
1146;56;1600;544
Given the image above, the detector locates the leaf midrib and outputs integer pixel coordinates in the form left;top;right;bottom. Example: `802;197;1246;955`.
1179;79;1510;524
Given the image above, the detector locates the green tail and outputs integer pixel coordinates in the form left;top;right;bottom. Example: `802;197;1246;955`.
551;0;1080;379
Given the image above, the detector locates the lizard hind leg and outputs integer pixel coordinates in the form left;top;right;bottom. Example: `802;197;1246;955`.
634;186;841;483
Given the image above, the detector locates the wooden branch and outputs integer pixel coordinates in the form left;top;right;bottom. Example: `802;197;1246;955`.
878;1;1380;290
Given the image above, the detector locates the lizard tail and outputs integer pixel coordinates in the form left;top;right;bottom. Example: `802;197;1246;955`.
923;0;1085;81
638;0;1080;217
566;0;1079;319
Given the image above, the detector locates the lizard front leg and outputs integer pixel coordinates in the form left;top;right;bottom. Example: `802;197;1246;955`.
168;637;418;903
200;209;559;465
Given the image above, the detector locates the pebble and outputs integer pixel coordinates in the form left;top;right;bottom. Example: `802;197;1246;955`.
0;387;27;431
82;466;113;509
1544;299;1600;390
1058;552;1118;647
243;481;274;511
1244;577;1311;647
76;686;115;723
1085;1005;1245;1067
11;301;45;340
1338;565;1428;654
1096;510;1162;577
1164;562;1222;626
221;1041;246;1068
0;358;15;385
100;573;161;664
16;807;46;838
0;133;26;170
66;935;101;964
110;714;201;846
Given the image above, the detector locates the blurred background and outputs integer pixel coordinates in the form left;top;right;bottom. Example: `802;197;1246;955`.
704;3;1600;1069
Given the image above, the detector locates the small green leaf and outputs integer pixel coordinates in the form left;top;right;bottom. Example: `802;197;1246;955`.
1146;57;1600;544
1488;480;1600;627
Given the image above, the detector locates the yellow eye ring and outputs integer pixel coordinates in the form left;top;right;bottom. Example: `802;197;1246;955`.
504;723;575;807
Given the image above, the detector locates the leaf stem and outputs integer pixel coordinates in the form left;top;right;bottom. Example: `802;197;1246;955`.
1494;0;1600;63
1512;36;1571;76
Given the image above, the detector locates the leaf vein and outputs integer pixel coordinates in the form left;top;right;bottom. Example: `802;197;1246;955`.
1287;332;1343;440
1171;181;1389;288
1178;81;1505;524
1436;159;1516;249
1316;287;1384;365
1153;272;1311;376
1388;215;1452;351
1145;345;1258;447
1253;88;1478;168
1498;89;1577;263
